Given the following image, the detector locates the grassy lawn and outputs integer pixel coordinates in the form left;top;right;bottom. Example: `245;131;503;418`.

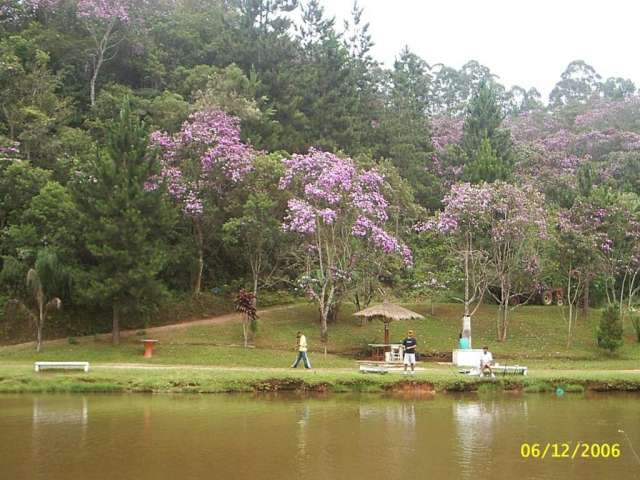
1;302;639;371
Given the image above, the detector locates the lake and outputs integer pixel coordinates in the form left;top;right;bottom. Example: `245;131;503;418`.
1;393;638;479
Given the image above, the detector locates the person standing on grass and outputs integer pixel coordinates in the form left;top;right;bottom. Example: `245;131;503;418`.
402;330;417;374
291;331;311;369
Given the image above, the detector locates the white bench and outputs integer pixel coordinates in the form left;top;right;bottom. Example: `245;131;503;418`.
459;364;528;376
34;362;90;373
492;364;528;376
359;364;389;374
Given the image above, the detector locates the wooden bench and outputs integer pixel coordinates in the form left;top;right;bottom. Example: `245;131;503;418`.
34;362;90;373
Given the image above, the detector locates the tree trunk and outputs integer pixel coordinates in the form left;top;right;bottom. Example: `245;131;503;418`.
497;282;509;342
500;307;508;342
463;246;470;318
36;304;44;352
90;65;100;107
252;272;259;308
242;319;248;348
112;304;120;346
89;19;115;107
581;276;590;318
193;220;204;296
320;309;328;344
327;303;339;323
36;322;43;353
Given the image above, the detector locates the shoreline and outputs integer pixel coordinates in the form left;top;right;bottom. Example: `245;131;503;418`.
1;365;639;395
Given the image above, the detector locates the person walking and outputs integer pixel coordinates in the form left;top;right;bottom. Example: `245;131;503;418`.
402;330;417;374
291;331;311;369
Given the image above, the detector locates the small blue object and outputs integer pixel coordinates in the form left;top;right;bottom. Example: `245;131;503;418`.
556;387;565;397
459;337;470;349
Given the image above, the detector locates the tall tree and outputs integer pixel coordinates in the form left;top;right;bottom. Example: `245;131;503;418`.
148;109;254;295
280;149;412;344
375;47;437;208
549;60;602;107
462;81;513;183
222;154;288;305
73;101;171;344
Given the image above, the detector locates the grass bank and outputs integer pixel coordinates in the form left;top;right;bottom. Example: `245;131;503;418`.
0;364;638;395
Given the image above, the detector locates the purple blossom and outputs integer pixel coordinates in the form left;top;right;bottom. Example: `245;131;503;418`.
149;109;254;218
281;149;412;267
431;116;464;151
283;199;317;234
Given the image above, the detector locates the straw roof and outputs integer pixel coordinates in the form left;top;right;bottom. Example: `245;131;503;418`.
353;302;424;322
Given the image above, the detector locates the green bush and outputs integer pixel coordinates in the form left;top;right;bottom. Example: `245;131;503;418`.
597;307;623;353
256;290;300;308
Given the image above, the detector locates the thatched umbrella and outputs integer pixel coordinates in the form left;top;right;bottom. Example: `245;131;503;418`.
354;301;424;346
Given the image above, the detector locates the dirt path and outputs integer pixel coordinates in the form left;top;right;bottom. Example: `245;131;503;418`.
2;304;298;351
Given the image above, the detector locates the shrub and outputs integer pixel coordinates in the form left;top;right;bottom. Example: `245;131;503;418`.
597;307;623;353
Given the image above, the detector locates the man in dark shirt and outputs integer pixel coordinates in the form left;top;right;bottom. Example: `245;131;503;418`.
402;330;417;374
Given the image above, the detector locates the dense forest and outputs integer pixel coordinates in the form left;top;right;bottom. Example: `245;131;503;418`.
2;0;640;348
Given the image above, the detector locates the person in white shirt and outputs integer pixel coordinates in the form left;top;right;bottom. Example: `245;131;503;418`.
291;331;311;369
480;346;495;378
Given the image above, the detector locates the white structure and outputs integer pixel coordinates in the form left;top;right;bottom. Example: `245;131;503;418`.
34;361;90;372
452;349;484;367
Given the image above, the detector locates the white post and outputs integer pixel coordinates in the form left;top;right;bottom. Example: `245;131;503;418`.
462;315;472;348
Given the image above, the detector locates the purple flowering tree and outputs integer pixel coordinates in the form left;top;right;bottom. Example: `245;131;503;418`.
417;181;546;342
483;183;547;341
148;109;254;294
506;98;640;203
416;183;492;331
564;195;640;320
279;149;412;344
554;202;604;347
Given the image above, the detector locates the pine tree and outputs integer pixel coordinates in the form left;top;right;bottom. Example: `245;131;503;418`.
597;306;623;353
73;100;172;345
462;81;513;183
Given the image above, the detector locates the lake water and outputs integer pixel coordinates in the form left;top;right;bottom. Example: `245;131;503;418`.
1;393;639;480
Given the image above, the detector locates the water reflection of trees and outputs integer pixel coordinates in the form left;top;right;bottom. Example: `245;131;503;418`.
31;396;89;460
359;403;417;429
454;399;528;479
32;396;88;426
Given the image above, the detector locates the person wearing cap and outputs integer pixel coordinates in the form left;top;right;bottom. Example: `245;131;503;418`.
401;330;417;374
291;331;311;369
